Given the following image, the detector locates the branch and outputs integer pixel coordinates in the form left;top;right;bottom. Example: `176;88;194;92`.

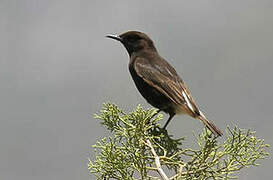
145;139;169;180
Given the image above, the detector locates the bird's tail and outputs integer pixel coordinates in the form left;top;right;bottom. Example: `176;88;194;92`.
197;111;223;136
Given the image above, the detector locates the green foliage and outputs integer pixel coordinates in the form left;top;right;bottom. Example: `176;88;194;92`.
88;103;270;180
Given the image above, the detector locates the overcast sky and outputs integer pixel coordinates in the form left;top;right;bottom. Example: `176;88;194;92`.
1;0;273;179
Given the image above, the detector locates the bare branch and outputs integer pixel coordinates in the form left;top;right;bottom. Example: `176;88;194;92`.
145;139;169;180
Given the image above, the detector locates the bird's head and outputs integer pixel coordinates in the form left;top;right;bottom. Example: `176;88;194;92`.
106;31;157;56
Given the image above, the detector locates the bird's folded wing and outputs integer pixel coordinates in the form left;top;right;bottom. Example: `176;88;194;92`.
134;57;200;115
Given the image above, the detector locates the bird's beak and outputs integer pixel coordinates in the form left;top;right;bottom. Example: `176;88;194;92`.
106;34;122;42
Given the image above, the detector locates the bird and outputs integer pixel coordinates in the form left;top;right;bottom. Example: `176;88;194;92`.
106;31;223;136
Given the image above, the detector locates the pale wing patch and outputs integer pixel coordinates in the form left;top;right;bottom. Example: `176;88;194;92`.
182;91;195;113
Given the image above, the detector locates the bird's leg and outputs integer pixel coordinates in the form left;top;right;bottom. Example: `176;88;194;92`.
163;113;175;129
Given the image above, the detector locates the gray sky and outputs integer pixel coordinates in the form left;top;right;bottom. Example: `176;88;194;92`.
1;0;272;179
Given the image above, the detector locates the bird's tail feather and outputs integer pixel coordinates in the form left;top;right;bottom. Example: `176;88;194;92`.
197;111;223;136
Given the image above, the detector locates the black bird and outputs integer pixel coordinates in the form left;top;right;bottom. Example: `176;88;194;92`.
106;31;222;136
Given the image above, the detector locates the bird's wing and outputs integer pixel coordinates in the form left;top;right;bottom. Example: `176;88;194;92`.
134;57;200;116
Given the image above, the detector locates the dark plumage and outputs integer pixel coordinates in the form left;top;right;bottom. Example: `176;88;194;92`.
106;31;222;136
